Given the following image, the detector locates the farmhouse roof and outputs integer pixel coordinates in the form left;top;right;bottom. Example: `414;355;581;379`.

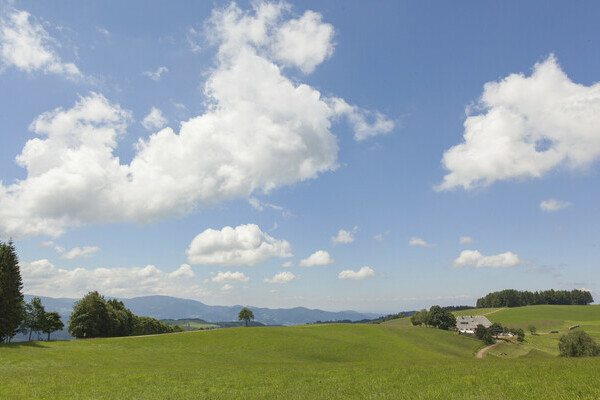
456;315;492;331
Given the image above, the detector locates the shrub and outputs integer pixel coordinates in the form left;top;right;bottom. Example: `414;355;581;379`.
558;330;600;357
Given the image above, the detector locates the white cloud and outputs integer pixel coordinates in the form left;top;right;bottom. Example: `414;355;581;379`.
540;198;572;212
298;250;333;267
272;10;334;74
374;230;390;242
459;236;474;244
0;8;81;78
437;55;600;191
186;224;292;266
55;245;99;260
248;197;287;214
329;98;394;141
141;107;168;131
332;226;358;245
39;240;54;248
211;270;250;283
0;2;392;238
408;237;436;247
281;261;293;268
452;250;523;268
338;266;374;280
143;66;169;82
220;283;233;292
96;27;110;37
264;271;295;283
20;260;206;299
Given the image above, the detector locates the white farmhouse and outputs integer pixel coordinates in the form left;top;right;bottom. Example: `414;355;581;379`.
456;315;492;334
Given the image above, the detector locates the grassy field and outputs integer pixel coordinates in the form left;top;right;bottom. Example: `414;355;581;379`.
477;305;600;358
2;306;600;399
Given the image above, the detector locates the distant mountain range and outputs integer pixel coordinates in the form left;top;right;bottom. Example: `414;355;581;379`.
20;294;380;340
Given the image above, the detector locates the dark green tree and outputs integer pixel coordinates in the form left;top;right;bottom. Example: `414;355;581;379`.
106;299;136;337
426;306;456;330
0;241;25;343
41;312;64;341
510;327;525;342
558;330;600;357
528;325;537;335
489;322;503;337
22;297;46;341
410;309;428;326
68;291;109;338
238;307;254;327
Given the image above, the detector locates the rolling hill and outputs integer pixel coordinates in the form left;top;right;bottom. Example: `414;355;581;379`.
2;305;600;398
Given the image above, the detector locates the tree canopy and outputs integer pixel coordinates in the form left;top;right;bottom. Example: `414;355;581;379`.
68;291;179;338
238;307;254;327
0;241;24;343
476;289;593;308
558;330;600;357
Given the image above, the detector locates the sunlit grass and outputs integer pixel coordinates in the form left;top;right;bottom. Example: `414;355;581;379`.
2;315;600;399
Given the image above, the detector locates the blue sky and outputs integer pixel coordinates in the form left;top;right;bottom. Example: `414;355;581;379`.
1;0;599;313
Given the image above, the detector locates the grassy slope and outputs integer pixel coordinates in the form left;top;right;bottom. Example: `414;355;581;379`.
2;314;600;399
479;305;600;358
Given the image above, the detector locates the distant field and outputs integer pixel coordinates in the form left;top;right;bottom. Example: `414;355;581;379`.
453;307;503;316
2;307;600;399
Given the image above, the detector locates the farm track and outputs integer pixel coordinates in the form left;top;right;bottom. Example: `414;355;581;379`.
476;341;501;358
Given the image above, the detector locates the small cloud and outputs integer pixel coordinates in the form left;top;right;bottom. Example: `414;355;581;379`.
338;266;374;281
211;271;249;283
374;230;390;242
55;245;99;259
540;198;572;212
248;197;291;216
264;271;296;284
332;226;358;245
221;283;233;292
281;261;293;268
452;249;522;268
459;236;474;244
96;27;110;37
299;250;333;267
408;237;436;248
39;241;54;248
142;66;169;82
142;107;168;131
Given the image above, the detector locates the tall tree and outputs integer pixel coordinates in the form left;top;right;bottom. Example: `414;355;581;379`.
41;312;64;341
0;241;25;343
22;297;46;341
238;307;254;327
68;291;109;338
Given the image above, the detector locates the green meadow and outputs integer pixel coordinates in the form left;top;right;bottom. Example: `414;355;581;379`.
2;305;600;399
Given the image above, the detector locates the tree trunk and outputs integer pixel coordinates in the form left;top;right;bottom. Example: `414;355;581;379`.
245;319;248;327
47;332;50;341
29;328;32;341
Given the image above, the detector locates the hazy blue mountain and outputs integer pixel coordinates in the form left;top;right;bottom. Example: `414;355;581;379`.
123;295;380;326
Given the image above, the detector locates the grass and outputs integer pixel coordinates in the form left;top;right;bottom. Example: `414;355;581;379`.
2;307;600;399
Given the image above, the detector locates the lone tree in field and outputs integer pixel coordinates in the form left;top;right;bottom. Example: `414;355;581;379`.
41;312;64;341
558;330;600;357
238;307;254;327
0;241;24;343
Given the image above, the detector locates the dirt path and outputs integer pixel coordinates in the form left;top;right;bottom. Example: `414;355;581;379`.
476;341;502;358
482;307;506;316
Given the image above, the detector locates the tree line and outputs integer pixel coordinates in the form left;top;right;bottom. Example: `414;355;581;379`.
67;291;184;338
476;289;594;308
0;241;183;342
410;306;456;330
